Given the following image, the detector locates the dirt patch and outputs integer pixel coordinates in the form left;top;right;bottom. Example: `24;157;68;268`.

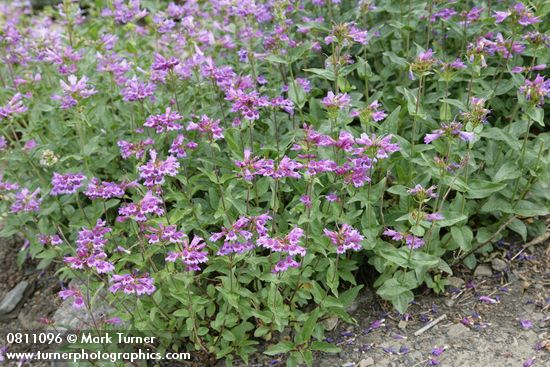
0;236;61;366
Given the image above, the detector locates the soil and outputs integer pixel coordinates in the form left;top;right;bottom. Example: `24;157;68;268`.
0;235;61;367
0;234;548;367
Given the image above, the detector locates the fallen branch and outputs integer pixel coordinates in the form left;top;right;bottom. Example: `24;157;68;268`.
510;228;550;261
414;314;447;336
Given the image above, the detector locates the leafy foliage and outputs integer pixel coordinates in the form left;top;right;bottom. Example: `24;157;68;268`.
0;0;549;365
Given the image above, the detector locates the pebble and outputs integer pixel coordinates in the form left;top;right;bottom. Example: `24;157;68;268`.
323;316;339;331
355;357;374;367
0;281;29;315
473;264;492;278
447;276;465;289
491;258;507;272
447;323;469;339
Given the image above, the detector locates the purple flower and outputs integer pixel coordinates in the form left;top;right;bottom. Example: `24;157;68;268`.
58;288;85;309
519;319;533;330
138;150;179;187
258;227;306;260
383;228;404;241
187;115;224;140
38;234;63;246
50;172;86;195
405;235;425;249
166;235;208;271
368;318;385;330
225;88;269;121
355;134;400;159
408;184;438;199
270;156;304;179
272;256;300;273
84;178;126;199
493;11;510;23
52;75;97;109
169;134;196;158
523;357;536;367
426;212;444;222
520;74;550;106
300;195;312;208
424;122;475;144
64;219;114;274
432;346;447;356
121;76;156;102
144;107;183;133
118;190;164;222
323;224;364;254
118;138;154;159
10;188;41;213
321;91;351;109
0;93;27;119
109;273;156;296
151;53;179;71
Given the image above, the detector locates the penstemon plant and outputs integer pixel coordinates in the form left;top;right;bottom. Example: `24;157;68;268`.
0;0;549;365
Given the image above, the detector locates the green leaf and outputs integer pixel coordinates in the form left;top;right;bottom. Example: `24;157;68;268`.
465;180;507;199
310;341;341;353
451;226;473;251
264;341;295;355
436;211;468;227
383;51;408;67
303;68;335;81
507;218;527;241
494;162;521;182
513;200;549;217
481;128;520;151
298;308;320;343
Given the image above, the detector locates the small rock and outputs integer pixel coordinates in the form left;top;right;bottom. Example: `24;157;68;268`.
356;357;374;367
0;281;30;315
410;351;423;360
398;320;408;330
491;258;507;272
323;316;339;331
473;264;492;278
447;276;465;289
447;323;469;339
443;298;455;307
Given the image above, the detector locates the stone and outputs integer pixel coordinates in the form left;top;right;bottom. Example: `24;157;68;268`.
473;264;492;278
51;280;121;331
356;357;374;367
447;323;469;339
322;316;339;331
398;320;408;330
0;281;30;315
447;276;465;289
491;258;507;272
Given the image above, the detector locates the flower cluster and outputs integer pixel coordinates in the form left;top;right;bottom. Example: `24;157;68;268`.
165;235;208;271
258;227;305;273
50;172;86;196
118;190;164;222
323;224;364;254
138;150;179;187
52;75;97;109
64;219;114;273
144;107;183;133
424;122;475;144
109;273;156;296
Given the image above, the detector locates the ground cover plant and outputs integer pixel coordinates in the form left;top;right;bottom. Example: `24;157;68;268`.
0;0;549;365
